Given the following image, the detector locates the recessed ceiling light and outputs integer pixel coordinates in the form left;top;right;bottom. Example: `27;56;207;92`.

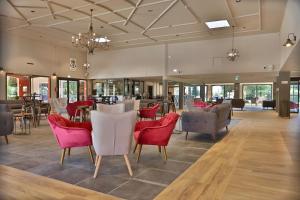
205;20;230;29
31;10;35;13
67;75;71;78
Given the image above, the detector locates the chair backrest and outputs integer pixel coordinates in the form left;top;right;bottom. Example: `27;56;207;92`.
96;103;125;114
91;110;136;156
133;100;140;111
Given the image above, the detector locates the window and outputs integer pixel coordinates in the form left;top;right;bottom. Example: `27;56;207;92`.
242;84;272;105
6;74;30;100
290;80;299;113
211;85;234;99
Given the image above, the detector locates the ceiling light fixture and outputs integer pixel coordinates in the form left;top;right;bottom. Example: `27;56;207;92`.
205;20;230;29
227;26;239;62
283;33;296;47
72;9;110;54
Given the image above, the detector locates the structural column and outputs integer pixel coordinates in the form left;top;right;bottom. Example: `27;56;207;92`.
277;71;290;117
200;84;206;101
0;70;6;99
162;43;169;100
234;83;240;99
179;82;184;109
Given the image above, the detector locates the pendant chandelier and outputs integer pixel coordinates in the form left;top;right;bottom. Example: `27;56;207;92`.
72;9;110;54
227;26;239;62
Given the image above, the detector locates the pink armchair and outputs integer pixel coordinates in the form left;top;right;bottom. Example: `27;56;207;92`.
48;114;94;165
66;100;93;121
133;112;179;162
139;103;160;120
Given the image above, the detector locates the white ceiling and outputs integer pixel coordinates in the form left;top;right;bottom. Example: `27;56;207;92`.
0;0;287;49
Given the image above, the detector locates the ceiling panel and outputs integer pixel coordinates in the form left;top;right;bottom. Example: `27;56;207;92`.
227;0;259;17
130;1;171;28
99;0;133;11
148;23;204;37
0;0;287;49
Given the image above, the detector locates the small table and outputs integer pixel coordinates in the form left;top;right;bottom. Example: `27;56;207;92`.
13;113;32;135
75;105;90;122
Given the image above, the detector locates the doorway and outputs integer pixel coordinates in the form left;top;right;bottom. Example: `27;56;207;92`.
148;86;153;99
57;78;79;103
290;79;300;113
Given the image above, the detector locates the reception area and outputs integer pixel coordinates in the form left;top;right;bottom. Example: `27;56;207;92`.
0;0;299;199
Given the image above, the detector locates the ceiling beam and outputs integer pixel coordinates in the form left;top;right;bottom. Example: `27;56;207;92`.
124;0;143;26
46;1;56;19
15;6;47;9
124;0;136;7
49;1;128;33
258;0;262;31
82;0;156;41
6;0;31;25
180;0;201;23
83;0;145;30
142;0;179;34
224;0;237;27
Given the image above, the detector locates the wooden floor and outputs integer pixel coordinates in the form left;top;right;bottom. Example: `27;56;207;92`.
155;111;300;200
0;111;299;200
0;165;119;200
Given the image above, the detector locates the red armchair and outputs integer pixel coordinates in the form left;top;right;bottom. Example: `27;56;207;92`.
66;100;93;121
139;103;160;120
48;114;94;165
133;112;179;162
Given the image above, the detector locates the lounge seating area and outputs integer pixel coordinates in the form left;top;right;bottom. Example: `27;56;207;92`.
0;0;300;199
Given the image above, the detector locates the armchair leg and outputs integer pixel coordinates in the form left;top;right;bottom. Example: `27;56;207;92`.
60;149;66;165
226;126;228;132
124;154;133;176
163;146;168;160
95;155;99;166
185;132;189;140
133;143;138;153
88;146;95;164
68;148;71;156
158;146;161;153
137;144;143;162
4;135;8;144
93;155;102;178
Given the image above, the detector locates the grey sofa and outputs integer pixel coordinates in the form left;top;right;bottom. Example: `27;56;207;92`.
0;104;14;144
181;103;231;141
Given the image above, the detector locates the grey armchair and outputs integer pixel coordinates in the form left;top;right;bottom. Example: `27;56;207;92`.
181;103;231;141
0;104;14;144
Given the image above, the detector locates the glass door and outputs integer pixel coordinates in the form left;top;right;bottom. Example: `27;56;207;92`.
58;78;79;103
69;80;78;103
290;80;299;113
31;76;50;102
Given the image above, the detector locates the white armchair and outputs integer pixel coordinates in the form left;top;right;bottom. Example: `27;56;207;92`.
91;110;136;178
96;103;125;114
133;100;140;112
49;98;68;115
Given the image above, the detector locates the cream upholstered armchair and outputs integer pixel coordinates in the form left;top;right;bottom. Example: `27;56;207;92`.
91;110;136;178
96;103;125;114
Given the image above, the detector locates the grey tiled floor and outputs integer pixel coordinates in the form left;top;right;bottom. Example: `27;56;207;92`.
0;119;236;200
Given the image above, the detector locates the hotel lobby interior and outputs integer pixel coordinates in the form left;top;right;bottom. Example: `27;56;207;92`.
0;0;299;199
